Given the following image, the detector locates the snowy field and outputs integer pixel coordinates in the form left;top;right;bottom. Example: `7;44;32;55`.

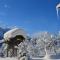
0;57;60;60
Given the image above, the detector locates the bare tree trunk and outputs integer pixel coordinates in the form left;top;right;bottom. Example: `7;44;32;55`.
7;48;8;57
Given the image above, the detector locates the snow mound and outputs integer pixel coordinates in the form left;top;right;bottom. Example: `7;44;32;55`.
4;28;27;40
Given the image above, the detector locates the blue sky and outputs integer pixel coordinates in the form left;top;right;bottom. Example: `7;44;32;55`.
0;0;60;34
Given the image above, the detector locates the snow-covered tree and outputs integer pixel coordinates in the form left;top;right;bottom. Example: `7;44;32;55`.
32;31;59;56
17;40;31;60
1;31;60;58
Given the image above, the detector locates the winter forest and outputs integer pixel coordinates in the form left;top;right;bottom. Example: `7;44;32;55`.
0;0;60;60
0;27;60;60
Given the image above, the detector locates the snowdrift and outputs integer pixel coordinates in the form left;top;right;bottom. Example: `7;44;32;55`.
4;28;27;41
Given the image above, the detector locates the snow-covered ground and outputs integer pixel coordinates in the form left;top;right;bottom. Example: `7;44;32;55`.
0;57;17;60
0;57;60;60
